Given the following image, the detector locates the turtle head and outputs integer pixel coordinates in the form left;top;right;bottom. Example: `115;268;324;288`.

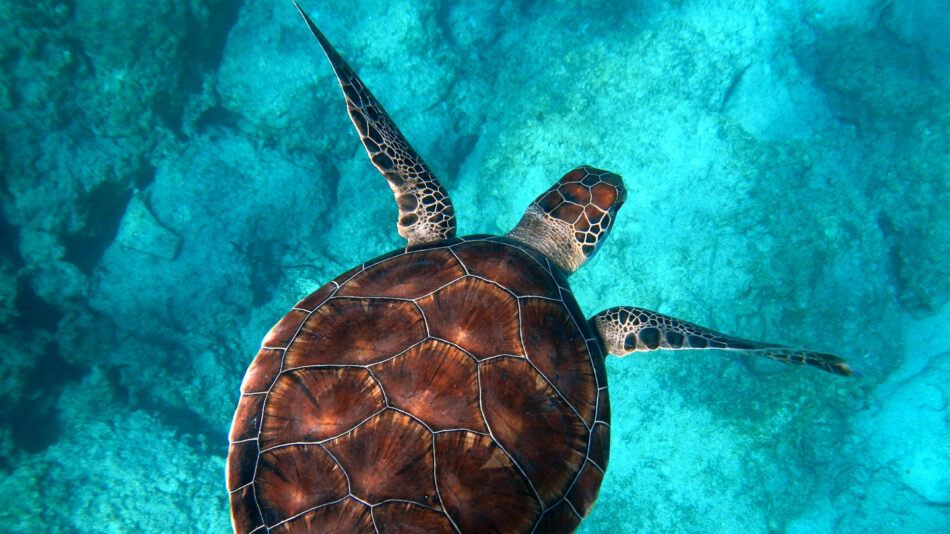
506;166;625;274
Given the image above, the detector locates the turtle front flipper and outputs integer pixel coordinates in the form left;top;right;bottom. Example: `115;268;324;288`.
294;2;456;246
591;306;852;376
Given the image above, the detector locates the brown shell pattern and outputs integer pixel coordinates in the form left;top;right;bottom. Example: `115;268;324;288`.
227;237;610;533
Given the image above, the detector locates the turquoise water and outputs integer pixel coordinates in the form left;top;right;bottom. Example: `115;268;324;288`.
1;0;948;532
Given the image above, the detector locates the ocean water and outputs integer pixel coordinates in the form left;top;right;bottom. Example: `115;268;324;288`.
0;0;948;532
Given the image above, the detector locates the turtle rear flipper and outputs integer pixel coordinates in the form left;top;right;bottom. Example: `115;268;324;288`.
294;2;455;246
591;306;852;376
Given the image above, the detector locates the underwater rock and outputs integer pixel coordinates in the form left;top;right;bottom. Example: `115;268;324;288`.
869;356;950;504
114;194;181;261
720;60;832;141
90;130;337;363
884;0;950;85
0;367;230;531
17;228;88;304
0;263;15;327
0;0;193;342
215;1;324;140
853;306;950;505
793;8;950;314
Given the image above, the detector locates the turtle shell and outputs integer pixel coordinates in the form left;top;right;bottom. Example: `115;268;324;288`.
227;236;611;533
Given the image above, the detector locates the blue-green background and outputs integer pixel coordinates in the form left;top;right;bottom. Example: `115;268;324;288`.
1;0;948;532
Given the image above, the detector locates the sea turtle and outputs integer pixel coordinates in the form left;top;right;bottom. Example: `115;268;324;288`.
226;4;852;533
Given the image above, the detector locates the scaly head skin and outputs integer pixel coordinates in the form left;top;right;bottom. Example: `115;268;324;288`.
507;166;626;274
